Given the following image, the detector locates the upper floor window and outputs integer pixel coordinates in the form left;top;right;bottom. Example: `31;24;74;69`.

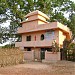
45;30;55;40
41;34;44;40
26;35;31;41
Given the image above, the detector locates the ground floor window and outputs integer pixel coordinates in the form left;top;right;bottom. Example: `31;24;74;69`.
27;48;31;51
24;47;31;51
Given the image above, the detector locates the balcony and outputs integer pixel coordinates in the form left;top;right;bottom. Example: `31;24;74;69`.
15;40;53;47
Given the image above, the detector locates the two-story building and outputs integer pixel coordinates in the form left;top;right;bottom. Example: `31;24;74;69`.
15;10;71;61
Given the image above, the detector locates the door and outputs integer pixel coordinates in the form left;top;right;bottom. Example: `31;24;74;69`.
40;48;52;60
40;48;45;60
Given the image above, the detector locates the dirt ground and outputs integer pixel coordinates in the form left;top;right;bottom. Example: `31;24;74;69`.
0;61;74;75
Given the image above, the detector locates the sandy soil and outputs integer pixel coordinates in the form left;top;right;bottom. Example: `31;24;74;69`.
0;61;74;75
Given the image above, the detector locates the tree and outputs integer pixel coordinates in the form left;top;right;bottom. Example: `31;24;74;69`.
0;0;75;45
0;0;75;22
0;26;9;43
69;13;75;39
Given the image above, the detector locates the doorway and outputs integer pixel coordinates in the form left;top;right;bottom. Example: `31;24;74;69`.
41;48;46;60
40;48;52;60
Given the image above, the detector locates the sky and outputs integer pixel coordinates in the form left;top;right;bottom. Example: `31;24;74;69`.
71;0;75;2
0;0;75;27
0;20;11;27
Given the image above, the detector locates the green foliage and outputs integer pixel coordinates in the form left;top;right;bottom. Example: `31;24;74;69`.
69;14;75;36
2;44;15;48
69;43;75;49
63;39;75;61
0;27;10;43
63;39;70;49
52;40;59;52
0;0;75;44
0;0;75;22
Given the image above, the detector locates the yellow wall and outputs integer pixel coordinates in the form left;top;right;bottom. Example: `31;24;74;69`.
38;15;46;21
58;30;66;46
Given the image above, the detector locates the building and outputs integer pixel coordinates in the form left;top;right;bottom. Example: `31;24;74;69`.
15;10;71;61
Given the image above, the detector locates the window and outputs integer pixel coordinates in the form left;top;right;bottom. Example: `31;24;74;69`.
45;30;55;40
27;48;31;51
26;35;31;41
41;34;44;40
24;47;31;51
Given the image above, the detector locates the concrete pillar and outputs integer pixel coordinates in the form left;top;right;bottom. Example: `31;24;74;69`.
32;50;35;61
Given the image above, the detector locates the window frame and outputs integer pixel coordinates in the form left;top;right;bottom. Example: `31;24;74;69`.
41;34;44;40
26;35;31;41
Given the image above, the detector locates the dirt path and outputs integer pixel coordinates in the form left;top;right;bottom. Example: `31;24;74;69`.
0;61;74;75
